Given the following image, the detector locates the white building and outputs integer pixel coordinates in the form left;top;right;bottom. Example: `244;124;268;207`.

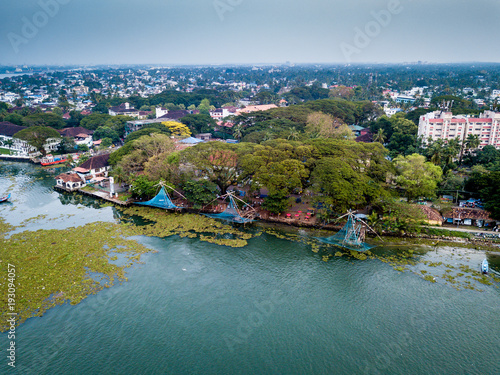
418;110;500;150
155;107;169;118
209;108;232;120
0;122;33;155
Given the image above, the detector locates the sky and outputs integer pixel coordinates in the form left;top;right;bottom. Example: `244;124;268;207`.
1;0;499;66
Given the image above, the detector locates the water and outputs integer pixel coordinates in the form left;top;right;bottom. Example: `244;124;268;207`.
1;162;499;375
0;73;35;79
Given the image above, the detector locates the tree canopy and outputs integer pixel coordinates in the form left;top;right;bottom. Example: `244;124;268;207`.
14;126;61;155
393;153;443;200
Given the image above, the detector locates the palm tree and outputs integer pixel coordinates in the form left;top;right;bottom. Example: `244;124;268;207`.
373;128;386;144
427;139;444;165
465;134;480;154
110;166;130;190
232;124;243;140
4;139;14;154
287;126;299;141
458;134;480;166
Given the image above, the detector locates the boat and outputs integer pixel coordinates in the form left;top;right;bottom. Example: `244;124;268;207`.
0;193;11;203
481;259;489;274
41;154;67;166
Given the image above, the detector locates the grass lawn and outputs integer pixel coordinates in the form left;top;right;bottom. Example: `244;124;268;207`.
0;148;12;155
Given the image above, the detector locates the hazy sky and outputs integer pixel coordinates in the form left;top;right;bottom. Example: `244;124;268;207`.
1;0;499;66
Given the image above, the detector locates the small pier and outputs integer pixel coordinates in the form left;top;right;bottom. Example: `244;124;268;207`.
54;186;131;206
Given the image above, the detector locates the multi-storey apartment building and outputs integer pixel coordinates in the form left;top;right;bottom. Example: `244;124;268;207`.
418;110;500;150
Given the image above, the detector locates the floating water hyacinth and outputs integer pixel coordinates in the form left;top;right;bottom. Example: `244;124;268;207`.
118;206;253;248
0;220;151;332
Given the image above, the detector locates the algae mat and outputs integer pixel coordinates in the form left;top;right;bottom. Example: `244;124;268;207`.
0;219;151;332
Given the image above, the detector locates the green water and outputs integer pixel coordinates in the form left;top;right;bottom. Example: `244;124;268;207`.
1;162;499;375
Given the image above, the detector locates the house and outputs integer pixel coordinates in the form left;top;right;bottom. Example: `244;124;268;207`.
59;127;94;148
125;118;170;136
55;173;85;191
0;121;61;155
416;205;443;226
74;153;111;182
158;110;195;122
355;129;373;143
196;133;212;141
348;125;365;137
443;207;493;227
0;121;32;155
209;108;234;120
155;107;169;118
108;102;142;118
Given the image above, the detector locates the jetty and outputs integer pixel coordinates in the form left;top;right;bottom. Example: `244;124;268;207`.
54;185;130;206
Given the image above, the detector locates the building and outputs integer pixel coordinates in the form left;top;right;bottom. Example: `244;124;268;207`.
108;102;143;118
196;133;212;141
74;154;111;182
209;107;237;120
394;95;416;104
235;104;278;115
0;122;32;155
59;127;94;148
55;173;85;191
418;110;500;150
155;107;169;118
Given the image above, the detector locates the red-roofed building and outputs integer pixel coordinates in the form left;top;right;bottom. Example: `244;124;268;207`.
418;110;500;150
55;173;85;191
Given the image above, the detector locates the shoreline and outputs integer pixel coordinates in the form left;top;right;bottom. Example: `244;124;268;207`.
55;186;500;252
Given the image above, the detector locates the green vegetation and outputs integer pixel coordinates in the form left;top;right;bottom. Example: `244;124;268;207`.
0;219;151;332
118;206;253;247
13;126;61;156
425;227;472;239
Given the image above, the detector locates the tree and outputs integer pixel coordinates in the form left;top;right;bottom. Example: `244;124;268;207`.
459;133;480;165
100;138;113;148
198;98;211;115
287;126;300;141
22;113;66;129
110;166;128;186
312;154;389;213
130;176;159;199
182;180;218;209
80;114;113;130
181;142;239;194
393;154;443;200
262;191;290;214
386;114;418;157
373;128;386;144
116;133;176;177
161;121;191;137
4;113;23;126
474;145;500;169
305;112;353;139
77;144;89;152
232;124;243;140
94;126;120;143
466;171;500;219
329;86;355;100
180;114;216;134
13;126;61;156
57;137;77;154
